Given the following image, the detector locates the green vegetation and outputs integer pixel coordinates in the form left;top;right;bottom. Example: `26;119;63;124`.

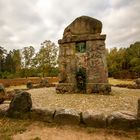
0;41;140;79
107;42;140;79
0;40;58;79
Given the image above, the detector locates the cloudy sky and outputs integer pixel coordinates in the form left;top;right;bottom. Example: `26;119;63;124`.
0;0;140;51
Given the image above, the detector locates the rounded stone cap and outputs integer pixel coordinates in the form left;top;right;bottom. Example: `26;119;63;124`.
63;16;102;36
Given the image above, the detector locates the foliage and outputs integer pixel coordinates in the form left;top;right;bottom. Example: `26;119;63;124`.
0;40;58;78
0;40;139;79
0;46;7;73
107;41;140;79
76;68;86;91
125;42;140;77
21;46;35;78
34;40;58;77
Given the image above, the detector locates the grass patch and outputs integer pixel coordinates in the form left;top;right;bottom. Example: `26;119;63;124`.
0;117;31;140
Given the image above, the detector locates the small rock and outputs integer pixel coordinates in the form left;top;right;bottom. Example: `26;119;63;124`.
135;78;140;86
135;78;140;89
107;111;137;129
54;108;80;125
40;79;49;87
0;83;6;104
82;110;107;128
26;81;33;89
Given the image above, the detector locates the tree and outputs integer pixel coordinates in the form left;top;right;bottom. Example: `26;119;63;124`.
35;40;58;77
22;46;35;77
107;48;120;77
107;47;129;78
0;46;7;73
4;51;14;73
125;42;140;77
12;49;22;72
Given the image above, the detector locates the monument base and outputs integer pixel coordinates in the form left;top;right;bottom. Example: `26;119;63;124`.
56;83;111;94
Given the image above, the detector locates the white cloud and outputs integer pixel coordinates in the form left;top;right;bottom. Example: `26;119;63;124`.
0;0;140;51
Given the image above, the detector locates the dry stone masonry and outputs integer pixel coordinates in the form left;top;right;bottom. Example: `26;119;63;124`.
56;16;111;94
0;96;140;129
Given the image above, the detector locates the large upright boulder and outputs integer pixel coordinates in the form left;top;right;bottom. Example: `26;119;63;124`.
8;91;32;118
0;83;6;104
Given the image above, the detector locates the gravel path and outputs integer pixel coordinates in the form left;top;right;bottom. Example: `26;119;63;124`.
28;87;140;114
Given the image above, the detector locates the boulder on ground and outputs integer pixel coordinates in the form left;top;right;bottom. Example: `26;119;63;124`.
54;108;80;125
82;110;107;128
30;108;55;122
0;83;7;104
39;79;49;87
7;91;32;118
26;81;33;89
107;111;138;129
135;78;140;85
135;78;140;88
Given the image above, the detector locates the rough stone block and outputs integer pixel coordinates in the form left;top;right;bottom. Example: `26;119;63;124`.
30;108;55;122
107;111;138;129
54;108;80;125
63;16;102;36
82;110;107;128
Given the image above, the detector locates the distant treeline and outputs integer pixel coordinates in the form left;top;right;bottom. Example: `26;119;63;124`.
0;40;140;79
0;40;58;79
107;42;140;79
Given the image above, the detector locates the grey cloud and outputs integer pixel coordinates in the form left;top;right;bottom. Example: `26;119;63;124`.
0;0;140;51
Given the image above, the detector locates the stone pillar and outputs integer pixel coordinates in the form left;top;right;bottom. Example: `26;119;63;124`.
56;16;111;94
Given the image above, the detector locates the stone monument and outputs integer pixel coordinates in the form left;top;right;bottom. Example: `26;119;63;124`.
56;16;111;94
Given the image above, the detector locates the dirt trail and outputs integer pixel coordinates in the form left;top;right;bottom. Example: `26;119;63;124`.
13;122;136;140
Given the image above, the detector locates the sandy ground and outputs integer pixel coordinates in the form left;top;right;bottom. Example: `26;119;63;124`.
28;87;140;114
13;122;138;140
0;86;140;140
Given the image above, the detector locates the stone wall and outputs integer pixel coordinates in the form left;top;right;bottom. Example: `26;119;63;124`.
0;106;139;129
0;97;140;129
